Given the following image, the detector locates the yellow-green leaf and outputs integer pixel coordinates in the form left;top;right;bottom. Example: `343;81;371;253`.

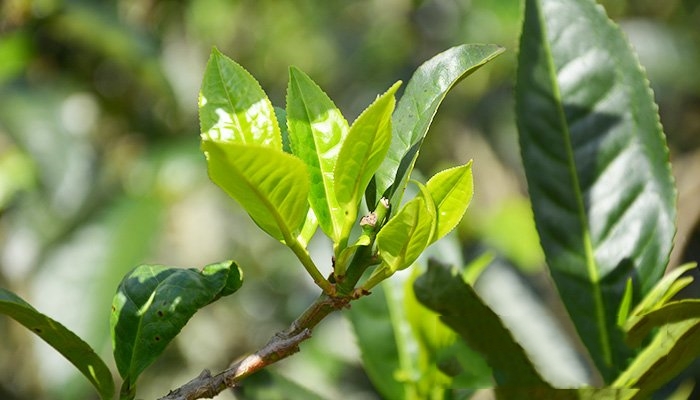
335;81;401;239
202;141;309;241
286;66;348;241
426;161;474;243
199;48;281;149
376;195;434;272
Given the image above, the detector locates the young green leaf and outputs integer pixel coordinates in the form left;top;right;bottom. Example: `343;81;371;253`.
0;288;115;400
627;263;696;320
335;81;401;241
370;44;504;209
199;47;281;149
613;316;700;399
296;208;319;249
376;194;434;273
202;141;310;242
516;0;676;380
625;300;700;348
426;161;474;243
286;66;348;241
111;261;242;396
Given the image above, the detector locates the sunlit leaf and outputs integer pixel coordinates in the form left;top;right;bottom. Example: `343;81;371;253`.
370;44;504;209
376;195;434;272
199;48;281;148
426;161;474;243
111;261;242;396
335;81;400;240
0;289;114;400
516;0;676;380
202;141;310;241
286;66;348;241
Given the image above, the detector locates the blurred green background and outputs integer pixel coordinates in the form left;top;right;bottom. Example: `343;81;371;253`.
1;0;699;399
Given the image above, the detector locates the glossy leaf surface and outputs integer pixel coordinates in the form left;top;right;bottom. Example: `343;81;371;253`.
199;48;281;148
202;141;310;241
0;289;115;400
516;0;676;380
110;261;242;393
335;81;400;238
371;44;503;209
376;195;434;272
286;67;348;241
426;161;474;243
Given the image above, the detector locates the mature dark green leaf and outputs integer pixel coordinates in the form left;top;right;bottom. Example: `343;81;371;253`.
426;161;474;243
110;261;242;395
199;48;281;149
286;67;348;241
335;81;400;241
516;0;676;380
202;141;310;242
414;260;549;388
370;44;503;209
0;288;114;400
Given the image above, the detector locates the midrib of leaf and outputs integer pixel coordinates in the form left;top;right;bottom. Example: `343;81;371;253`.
291;77;340;239
533;3;612;367
214;56;248;145
129;287;157;375
244;165;298;243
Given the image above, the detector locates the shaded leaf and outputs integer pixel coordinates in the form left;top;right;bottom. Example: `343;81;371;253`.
371;44;504;209
202;141;309;242
335;81;400;240
274;107;292;154
426;161;474;243
286;67;348;241
414;260;549;387
0;288;114;400
516;0;676;380
199;48;281;149
346;283;406;400
110;261;242;395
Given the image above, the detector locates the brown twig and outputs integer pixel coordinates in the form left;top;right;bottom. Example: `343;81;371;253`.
158;328;312;400
157;293;349;400
158;241;375;399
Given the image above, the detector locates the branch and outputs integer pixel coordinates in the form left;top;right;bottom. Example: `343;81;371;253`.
158;294;350;400
159;240;375;399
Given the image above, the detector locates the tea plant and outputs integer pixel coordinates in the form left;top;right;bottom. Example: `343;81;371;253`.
1;0;699;399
